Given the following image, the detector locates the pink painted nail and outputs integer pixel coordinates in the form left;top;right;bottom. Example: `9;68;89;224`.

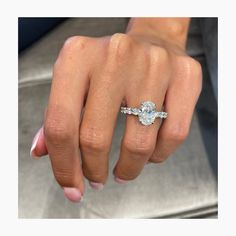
63;187;83;202
30;128;42;158
114;177;128;184
89;181;104;190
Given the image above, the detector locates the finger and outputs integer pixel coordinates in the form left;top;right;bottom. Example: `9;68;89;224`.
44;36;93;198
114;47;170;181
30;126;48;158
149;58;202;163
80;79;123;186
80;53;125;186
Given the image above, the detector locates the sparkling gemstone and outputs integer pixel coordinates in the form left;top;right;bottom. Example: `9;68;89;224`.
131;108;140;115
138;101;157;126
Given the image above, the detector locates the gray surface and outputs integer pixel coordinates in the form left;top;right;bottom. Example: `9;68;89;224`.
18;18;217;218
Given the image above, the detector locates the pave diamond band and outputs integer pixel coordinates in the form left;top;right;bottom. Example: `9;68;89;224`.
120;101;167;126
120;107;167;118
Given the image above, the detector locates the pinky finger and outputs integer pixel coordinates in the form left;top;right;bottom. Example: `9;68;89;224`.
149;58;202;163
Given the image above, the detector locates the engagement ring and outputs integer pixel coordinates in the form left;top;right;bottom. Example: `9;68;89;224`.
120;101;167;126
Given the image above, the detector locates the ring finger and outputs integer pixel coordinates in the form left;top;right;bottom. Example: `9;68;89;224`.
114;48;170;181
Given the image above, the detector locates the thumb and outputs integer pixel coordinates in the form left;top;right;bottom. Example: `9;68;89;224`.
30;126;48;158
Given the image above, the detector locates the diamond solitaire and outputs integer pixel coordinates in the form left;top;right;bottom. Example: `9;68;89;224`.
120;101;167;126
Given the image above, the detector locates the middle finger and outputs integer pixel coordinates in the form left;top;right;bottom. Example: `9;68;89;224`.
79;43;129;185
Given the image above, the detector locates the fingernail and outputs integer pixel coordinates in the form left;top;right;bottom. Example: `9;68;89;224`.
63;187;83;202
114;177;128;184
89;181;104;190
30;128;42;158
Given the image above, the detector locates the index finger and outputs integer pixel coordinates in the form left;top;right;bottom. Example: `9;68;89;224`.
44;36;92;200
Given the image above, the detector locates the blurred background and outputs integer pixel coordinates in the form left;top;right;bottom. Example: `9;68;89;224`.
18;17;218;218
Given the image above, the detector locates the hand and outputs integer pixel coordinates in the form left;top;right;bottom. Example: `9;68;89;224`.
30;19;202;202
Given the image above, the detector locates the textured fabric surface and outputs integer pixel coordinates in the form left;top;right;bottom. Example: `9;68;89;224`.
18;18;217;218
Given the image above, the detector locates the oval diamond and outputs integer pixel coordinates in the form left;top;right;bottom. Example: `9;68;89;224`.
138;101;157;126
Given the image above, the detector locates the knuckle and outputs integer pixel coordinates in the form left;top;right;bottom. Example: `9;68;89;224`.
123;135;155;157
164;124;189;142
44;113;74;144
44;122;72;144
174;56;202;95
53;36;90;70
188;58;203;89
178;56;202;78
187;57;202;72
108;33;132;59
80;128;110;153
187;58;202;79
62;35;89;52
150;46;169;64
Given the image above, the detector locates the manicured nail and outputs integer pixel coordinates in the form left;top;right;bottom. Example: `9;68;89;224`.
114;177;128;184
89;181;104;190
30;128;42;158
63;187;83;202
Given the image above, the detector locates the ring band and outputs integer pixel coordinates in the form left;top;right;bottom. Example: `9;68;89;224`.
120;101;167;126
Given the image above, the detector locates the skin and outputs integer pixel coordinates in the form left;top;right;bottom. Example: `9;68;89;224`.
30;18;202;202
